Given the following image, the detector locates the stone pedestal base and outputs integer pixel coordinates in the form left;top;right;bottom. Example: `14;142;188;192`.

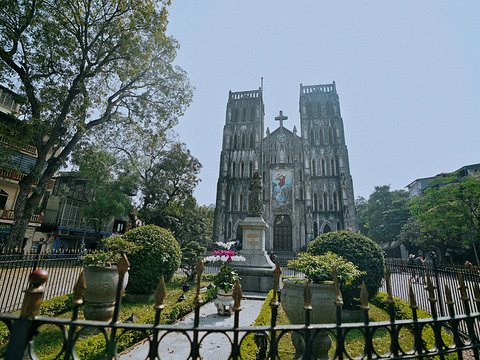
232;263;277;292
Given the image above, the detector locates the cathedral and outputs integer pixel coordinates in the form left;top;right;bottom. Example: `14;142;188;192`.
212;82;358;253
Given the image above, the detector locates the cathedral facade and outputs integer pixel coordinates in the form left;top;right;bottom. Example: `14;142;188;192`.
213;82;358;253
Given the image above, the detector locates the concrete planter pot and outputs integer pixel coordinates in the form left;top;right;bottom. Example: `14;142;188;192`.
83;266;128;321
281;279;341;359
214;288;234;316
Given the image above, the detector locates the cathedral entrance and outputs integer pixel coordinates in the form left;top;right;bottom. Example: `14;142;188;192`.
273;215;292;251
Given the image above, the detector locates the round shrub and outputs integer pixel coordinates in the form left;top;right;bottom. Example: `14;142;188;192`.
307;230;385;309
123;225;181;294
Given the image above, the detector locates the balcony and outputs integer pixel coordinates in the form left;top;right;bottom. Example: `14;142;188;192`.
0;209;44;224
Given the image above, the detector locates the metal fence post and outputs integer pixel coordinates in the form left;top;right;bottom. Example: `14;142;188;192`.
5;269;48;360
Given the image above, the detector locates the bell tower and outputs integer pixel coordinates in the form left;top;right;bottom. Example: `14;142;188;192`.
213;88;264;242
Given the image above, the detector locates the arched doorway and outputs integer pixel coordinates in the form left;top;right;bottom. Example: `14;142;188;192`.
322;223;332;234
274;215;292;251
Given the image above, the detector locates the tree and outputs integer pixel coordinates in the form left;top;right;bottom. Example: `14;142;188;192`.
409;175;480;261
356;185;410;244
0;0;193;247
71;145;136;232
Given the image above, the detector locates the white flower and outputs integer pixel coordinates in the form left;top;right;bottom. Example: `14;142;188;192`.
216;241;236;250
230;255;247;263
204;255;220;263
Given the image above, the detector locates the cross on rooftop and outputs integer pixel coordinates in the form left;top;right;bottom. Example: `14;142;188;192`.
275;110;288;130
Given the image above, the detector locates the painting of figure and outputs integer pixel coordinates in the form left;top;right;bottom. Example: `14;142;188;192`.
271;169;293;212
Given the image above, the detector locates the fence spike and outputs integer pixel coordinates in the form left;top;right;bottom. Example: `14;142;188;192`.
155;276;166;311
194;259;204;307
408;281;418;309
425;270;437;302
385;266;394;306
20;269;48;319
303;281;312;310
232;279;243;312
72;270;86;307
271;264;282;307
117;253;130;278
474;283;480;303
445;284;454;305
360;281;370;310
457;271;469;301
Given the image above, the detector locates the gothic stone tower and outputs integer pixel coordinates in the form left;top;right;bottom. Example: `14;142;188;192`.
213;82;357;253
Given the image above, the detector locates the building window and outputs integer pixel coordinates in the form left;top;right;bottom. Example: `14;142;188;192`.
319;129;324;145
249;161;253;178
321;158;326;176
233;134;238;149
234;108;239;122
329;128;334;144
241;133;246;148
250;132;254;148
323;192;328;212
311;158;316;176
333;191;338;211
299;169;303;182
331;158;336;175
310;129;315;146
241;162;245;177
313;192;319;211
316;101;322;117
232;162;236;177
0;190;7;209
239;193;243;212
227;221;232;238
300;186;304;200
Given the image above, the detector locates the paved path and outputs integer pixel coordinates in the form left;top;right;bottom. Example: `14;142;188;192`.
118;299;264;360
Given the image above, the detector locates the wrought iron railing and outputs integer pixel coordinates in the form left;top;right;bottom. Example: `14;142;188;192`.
2;255;480;360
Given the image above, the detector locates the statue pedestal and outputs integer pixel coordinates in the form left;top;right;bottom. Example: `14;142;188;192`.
231;216;277;292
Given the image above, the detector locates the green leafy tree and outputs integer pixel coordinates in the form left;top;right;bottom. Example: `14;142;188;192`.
356;185;410;245
71;145;136;232
0;0;193;248
409;175;480;261
180;241;206;282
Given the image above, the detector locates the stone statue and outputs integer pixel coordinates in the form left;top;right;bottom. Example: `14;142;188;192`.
248;172;263;216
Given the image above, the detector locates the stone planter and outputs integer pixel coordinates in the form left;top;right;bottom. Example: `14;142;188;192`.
83;266;128;321
281;279;341;360
214;288;234;316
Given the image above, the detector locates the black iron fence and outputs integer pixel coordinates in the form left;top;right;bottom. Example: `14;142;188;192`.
2;257;480;359
0;248;83;313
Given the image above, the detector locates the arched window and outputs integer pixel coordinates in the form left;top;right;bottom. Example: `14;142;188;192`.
323;223;332;234
310;129;315;146
333;191;338;211
319;129;324;145
329;128;334;144
241;133;246;148
249;161;253;178
313;192;319;211
326;101;332;116
298;151;302;162
331;158;336;175
242;108;246;122
299;169;303;181
249;132;254;148
232;162;236;177
240;161;245;177
307;102;313;117
316;101;322;117
337;221;342;231
250;107;255;121
300;186;304;200
321;158;326;176
311;158;316;176
313;222;318;239
323;192;328;212
233;134;238;149
227;221;232;238
239;193;243;212
230;193;235;211
0;189;7;209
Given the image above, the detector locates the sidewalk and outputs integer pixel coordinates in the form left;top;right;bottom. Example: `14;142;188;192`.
118;294;266;360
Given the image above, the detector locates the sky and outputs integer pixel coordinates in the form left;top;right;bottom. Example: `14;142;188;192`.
165;1;480;206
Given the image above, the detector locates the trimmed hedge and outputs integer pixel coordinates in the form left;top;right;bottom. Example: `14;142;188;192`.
307;230;385;309
123;225;181;294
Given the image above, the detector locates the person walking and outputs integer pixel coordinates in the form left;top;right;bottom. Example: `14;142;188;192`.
414;255;426;284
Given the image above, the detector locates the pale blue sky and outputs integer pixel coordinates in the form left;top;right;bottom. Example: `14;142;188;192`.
166;1;480;206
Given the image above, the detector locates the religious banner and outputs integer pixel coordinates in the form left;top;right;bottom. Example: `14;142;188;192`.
271;169;293;212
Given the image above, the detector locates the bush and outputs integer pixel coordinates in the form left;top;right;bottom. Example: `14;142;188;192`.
123;225;181;294
307;230;384;309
